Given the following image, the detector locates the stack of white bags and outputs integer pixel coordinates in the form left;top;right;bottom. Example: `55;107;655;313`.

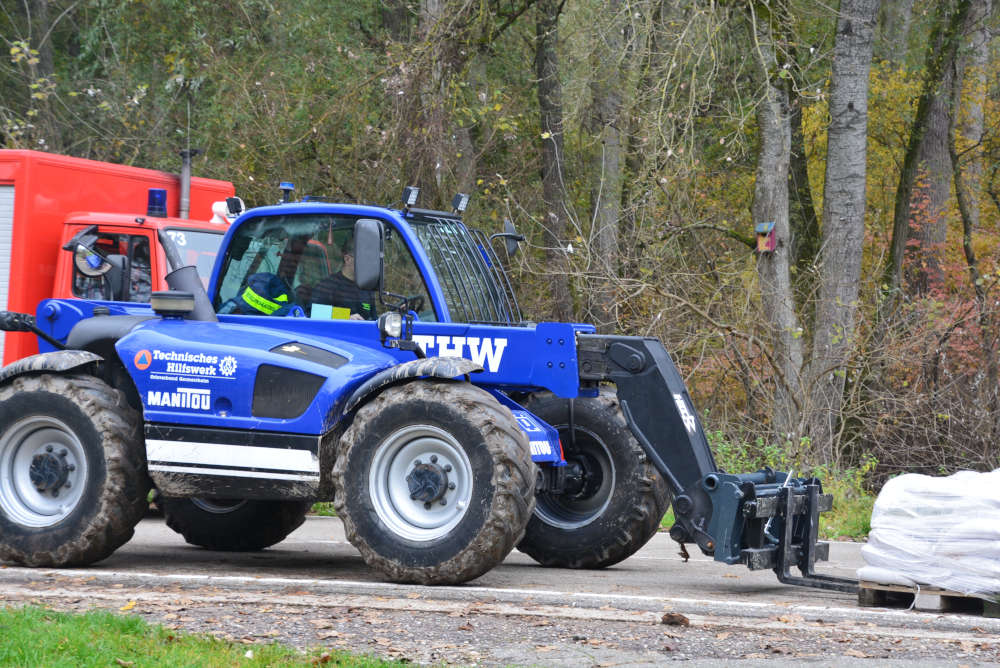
857;469;1000;600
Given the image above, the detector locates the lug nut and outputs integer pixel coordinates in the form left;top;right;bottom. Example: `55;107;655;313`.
430;455;438;463
448;482;456;490
59;449;68;457
64;481;71;489
440;499;447;505
414;459;422;466
46;445;53;453
444;464;452;473
423;502;432;510
52;489;59;498
67;464;75;472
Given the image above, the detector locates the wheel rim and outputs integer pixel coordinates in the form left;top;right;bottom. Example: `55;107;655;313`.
368;424;473;542
0;416;89;528
191;498;248;514
535;425;614;530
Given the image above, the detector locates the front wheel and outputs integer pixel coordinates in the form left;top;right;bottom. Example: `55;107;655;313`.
0;374;149;567
160;497;311;551
333;381;535;585
517;388;670;569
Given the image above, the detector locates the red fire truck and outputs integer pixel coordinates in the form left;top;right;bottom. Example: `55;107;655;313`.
0;150;236;364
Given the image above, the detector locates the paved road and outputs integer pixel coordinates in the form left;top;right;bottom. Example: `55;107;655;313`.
2;517;998;666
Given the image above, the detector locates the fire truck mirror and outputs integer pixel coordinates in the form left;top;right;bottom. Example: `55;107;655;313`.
72;243;112;278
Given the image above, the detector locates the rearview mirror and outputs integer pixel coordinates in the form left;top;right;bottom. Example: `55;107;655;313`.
72;243;112;277
353;218;384;292
504;219;522;257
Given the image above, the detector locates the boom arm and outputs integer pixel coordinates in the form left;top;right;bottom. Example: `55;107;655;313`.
577;334;857;593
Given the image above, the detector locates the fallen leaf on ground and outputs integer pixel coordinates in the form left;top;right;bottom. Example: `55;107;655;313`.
661;612;690;626
309;619;334;628
119;601;136;612
114;660;134;667
844;649;867;658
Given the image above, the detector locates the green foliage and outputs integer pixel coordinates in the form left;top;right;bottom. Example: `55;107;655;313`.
0;605;402;667
310;501;337;517
699;431;877;540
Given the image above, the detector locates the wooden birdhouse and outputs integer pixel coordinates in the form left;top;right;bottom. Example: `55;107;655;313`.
755;221;776;253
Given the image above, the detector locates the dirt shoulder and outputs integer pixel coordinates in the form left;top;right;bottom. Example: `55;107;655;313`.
1;570;997;667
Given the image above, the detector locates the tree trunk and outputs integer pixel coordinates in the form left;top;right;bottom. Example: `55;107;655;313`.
906;61;954;296
382;0;413;40
535;0;573;322
586;0;626;333
28;0;62;152
950;0;996;443
750;7;803;442
878;0;916;64
788;93;821;279
883;0;973;295
806;0;880;466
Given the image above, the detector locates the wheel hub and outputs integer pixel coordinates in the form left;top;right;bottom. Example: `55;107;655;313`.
369;426;472;541
29;447;73;496
564;453;603;500
406;456;453;505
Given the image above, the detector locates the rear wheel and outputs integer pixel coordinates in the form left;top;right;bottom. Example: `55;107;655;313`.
0;373;148;567
333;381;535;585
517;388;669;568
160;497;311;551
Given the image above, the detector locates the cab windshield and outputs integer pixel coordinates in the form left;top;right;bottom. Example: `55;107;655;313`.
212;214;436;321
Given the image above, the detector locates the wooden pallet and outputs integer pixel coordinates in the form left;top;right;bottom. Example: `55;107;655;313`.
859;580;1000;618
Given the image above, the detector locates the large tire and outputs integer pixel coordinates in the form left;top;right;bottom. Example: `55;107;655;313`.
333;380;535;585
517;388;670;569
0;373;149;567
160;497;311;551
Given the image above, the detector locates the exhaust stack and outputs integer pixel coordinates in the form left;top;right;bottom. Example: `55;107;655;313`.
178;148;201;219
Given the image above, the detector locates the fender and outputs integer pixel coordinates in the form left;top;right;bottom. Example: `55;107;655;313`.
343;356;483;414
0;350;103;386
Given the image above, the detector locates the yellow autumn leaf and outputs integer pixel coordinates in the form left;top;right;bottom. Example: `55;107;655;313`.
120;600;136;611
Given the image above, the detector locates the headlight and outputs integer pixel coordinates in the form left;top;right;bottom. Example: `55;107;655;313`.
378;312;402;338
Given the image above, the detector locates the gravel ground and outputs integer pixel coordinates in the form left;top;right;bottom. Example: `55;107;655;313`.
2;576;998;666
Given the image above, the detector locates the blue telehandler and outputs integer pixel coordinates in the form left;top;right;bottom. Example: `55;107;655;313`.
0;188;854;590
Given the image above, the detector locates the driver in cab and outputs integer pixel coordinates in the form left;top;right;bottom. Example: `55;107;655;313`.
311;235;376;321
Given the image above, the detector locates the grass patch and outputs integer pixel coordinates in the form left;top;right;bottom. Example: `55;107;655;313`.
310;502;337;517
0;605;400;668
656;432;876;541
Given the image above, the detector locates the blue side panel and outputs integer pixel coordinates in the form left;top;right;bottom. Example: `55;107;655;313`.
201;316;592;397
489;390;564;466
34;299;154;353
115;318;399;435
